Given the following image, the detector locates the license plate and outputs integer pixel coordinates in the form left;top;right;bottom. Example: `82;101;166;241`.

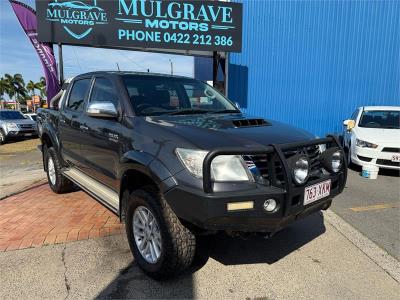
304;179;331;205
24;133;33;137
391;154;400;162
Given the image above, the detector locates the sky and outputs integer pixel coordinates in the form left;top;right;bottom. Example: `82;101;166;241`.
0;0;194;85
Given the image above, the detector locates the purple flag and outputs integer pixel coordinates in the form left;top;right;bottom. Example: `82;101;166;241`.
9;0;60;103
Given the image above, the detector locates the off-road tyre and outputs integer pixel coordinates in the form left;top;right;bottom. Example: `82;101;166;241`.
125;187;196;280
0;129;6;145
45;146;74;193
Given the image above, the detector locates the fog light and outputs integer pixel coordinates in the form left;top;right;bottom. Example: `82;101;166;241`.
331;151;343;173
263;199;277;212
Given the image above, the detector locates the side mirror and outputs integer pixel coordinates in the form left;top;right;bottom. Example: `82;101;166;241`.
86;102;118;119
343;119;355;131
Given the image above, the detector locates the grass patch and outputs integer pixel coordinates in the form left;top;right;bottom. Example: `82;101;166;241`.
0;138;40;154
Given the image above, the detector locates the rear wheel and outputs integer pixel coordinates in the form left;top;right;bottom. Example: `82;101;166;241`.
45;147;74;193
125;188;196;280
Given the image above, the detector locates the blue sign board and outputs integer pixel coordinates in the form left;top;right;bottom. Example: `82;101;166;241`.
36;0;243;52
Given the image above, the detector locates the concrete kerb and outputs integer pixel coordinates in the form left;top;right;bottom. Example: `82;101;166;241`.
324;209;400;283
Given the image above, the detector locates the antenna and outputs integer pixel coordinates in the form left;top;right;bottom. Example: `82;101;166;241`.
116;63;120;71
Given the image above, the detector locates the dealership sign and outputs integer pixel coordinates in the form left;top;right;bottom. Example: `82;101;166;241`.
36;0;242;52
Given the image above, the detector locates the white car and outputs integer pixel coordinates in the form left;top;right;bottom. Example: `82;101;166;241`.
24;113;37;122
343;106;400;170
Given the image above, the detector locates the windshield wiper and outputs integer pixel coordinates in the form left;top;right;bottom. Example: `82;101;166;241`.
206;109;241;114
167;109;210;115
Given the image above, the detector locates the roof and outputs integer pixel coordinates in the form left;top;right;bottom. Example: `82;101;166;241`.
362;106;400;111
74;71;192;80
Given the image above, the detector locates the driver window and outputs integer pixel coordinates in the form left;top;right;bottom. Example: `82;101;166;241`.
90;78;118;107
67;79;91;111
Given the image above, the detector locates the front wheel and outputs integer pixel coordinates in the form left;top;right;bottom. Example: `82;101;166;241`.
125;188;196;280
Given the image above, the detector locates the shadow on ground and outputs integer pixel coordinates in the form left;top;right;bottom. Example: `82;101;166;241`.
95;212;325;299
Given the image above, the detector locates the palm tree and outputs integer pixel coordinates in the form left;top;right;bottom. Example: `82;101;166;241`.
37;76;46;98
0;77;9;98
26;80;36;97
4;73;27;110
0;77;10;109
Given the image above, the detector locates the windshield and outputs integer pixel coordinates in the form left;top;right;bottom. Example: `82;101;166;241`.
122;75;239;116
0;111;26;120
358;110;400;129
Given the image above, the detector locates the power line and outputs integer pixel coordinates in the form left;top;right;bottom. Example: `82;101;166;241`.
118;52;147;71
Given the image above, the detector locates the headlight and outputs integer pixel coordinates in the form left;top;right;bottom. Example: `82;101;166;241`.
356;139;378;149
175;148;253;182
6;123;18;130
331;151;343;173
320;148;344;173
293;156;310;184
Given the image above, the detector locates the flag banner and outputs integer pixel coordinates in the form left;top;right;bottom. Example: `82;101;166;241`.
10;0;60;102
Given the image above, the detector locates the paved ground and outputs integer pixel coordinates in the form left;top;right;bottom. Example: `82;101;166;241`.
0;138;46;199
0;213;399;300
331;167;400;260
0;139;399;299
0;185;123;251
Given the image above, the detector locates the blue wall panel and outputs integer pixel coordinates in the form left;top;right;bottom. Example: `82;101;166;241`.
229;0;400;137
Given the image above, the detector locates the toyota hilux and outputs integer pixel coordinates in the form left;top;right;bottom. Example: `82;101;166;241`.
37;71;347;279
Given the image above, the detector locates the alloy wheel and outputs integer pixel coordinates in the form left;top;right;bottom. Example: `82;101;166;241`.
47;156;56;185
133;206;162;264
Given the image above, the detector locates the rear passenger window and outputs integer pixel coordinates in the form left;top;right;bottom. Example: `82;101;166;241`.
90;78;118;106
67;79;90;111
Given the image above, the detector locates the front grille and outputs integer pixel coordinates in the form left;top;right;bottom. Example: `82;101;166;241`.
376;159;400;167
382;147;400;153
244;144;328;187
19;124;34;129
233;119;268;128
244;154;271;185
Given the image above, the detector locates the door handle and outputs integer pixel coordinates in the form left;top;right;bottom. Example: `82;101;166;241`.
80;125;89;131
60;119;66;124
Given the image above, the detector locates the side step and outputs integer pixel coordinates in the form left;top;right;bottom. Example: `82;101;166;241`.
63;168;119;214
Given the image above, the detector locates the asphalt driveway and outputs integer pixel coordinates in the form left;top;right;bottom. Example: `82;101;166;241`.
0;138;45;199
331;167;400;260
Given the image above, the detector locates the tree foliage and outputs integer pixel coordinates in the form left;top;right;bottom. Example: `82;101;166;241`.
0;73;47;106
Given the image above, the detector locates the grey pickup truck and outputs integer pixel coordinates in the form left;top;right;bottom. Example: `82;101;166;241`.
37;71;347;279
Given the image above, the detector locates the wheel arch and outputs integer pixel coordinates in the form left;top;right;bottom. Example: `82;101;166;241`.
118;152;177;221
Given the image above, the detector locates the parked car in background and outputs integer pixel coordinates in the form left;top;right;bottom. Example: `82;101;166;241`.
343;106;400;170
24;113;37;122
0;109;37;144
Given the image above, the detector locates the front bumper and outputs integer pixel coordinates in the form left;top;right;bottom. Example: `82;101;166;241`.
352;146;400;170
5;129;37;138
165;136;347;233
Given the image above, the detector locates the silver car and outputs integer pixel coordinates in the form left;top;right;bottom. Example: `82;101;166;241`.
0;109;37;144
